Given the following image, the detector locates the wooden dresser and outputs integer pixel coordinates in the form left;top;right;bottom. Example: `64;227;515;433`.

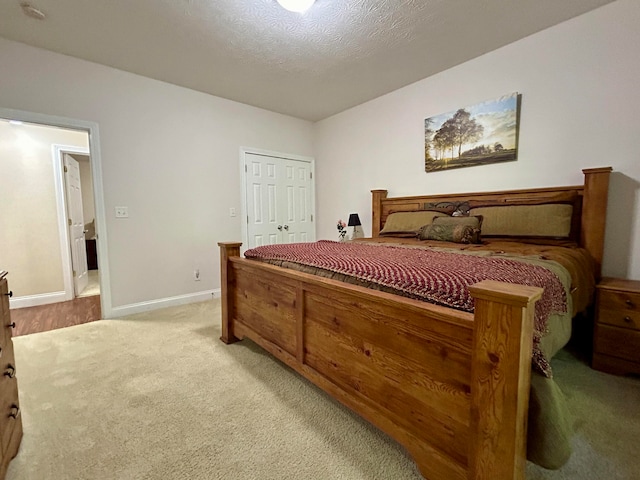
593;277;640;375
0;271;22;478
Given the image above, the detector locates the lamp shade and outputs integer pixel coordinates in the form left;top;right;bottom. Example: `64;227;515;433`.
348;213;361;227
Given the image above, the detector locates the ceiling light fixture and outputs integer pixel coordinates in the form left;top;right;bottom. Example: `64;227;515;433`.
276;0;315;13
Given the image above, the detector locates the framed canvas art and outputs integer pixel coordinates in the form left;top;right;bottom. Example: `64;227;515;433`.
425;92;520;173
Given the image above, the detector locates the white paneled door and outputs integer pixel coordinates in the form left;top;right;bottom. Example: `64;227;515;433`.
245;153;315;249
63;154;89;296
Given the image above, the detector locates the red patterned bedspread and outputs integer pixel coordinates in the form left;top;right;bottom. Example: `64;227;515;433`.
245;240;568;377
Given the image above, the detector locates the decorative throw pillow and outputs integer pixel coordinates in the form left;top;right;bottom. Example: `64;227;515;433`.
419;223;478;244
433;215;482;243
432;215;483;230
379;210;445;236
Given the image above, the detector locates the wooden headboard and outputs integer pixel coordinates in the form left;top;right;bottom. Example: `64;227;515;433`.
371;167;612;278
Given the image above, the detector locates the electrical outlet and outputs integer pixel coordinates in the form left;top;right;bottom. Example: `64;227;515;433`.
229;207;236;217
194;269;201;281
115;206;129;218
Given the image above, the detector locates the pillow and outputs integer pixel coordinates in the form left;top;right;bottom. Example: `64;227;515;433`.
419;223;478;244
422;215;483;243
469;204;573;238
379;211;445;236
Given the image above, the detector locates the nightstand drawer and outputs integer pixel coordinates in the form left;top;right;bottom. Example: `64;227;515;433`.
599;289;640;312
594;324;640;362
598;308;640;330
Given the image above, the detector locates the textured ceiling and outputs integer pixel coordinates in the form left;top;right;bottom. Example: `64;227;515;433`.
0;0;616;121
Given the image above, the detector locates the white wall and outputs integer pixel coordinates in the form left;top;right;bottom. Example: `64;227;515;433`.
0;38;314;312
314;0;640;281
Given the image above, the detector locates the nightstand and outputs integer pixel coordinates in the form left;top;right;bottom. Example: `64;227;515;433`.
592;277;640;375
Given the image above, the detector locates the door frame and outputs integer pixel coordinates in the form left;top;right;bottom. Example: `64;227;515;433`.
0;107;113;318
54;145;91;301
239;147;316;254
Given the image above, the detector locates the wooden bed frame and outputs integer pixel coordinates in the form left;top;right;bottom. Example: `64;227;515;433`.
218;167;611;480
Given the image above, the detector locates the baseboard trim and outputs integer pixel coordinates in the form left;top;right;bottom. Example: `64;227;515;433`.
10;291;70;309
109;289;220;318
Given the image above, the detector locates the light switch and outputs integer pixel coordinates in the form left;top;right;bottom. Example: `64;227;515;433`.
115;206;129;218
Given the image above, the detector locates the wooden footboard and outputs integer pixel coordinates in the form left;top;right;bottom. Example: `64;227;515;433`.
219;242;542;480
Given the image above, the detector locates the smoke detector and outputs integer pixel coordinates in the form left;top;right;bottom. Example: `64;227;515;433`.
20;3;46;20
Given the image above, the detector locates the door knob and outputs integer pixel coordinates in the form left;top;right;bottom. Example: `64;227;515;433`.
283;225;289;230
277;225;283;231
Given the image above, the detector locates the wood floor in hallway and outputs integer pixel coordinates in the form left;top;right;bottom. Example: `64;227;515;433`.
10;295;101;336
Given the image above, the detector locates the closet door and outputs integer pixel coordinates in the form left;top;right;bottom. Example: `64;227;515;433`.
279;159;313;244
244;153;315;249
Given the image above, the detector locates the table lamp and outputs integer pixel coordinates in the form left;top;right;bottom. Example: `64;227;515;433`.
348;213;363;240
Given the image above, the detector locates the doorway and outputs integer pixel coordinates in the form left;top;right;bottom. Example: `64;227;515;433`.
0;107;112;332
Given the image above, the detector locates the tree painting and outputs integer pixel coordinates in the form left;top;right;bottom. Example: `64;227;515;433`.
425;92;520;173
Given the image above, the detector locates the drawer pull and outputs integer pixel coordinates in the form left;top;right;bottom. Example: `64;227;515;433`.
4;364;15;378
9;405;19;419
624;316;633;323
7;321;15;329
625;299;635;308
3;291;12;297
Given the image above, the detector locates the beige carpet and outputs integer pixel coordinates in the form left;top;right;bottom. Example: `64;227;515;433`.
7;300;640;480
78;270;100;298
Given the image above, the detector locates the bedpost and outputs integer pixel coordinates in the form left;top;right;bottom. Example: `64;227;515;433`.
467;280;543;480
371;189;388;237
218;242;242;344
581;167;612;280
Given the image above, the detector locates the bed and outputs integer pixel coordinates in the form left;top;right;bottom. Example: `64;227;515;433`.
218;167;611;480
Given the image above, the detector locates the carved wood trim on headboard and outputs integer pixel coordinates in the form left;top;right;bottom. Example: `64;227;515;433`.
371;167;612;278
